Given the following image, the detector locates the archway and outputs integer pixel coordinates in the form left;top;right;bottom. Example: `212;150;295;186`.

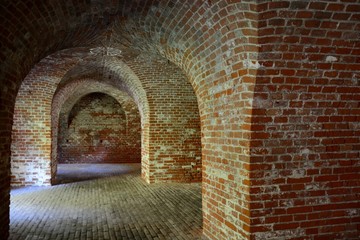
2;2;240;239
51;79;143;183
9;47;203;239
59;92;132;164
11;47;202;186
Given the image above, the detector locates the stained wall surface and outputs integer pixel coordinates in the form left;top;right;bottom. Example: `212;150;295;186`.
0;1;359;240
58;92;141;164
249;2;360;239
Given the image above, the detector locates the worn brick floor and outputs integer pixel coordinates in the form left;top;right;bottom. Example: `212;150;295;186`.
10;164;203;240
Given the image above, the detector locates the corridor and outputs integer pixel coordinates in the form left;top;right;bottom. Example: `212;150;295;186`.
10;164;203;240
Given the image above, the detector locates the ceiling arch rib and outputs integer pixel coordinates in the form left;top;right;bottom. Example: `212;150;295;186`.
55;54;150;122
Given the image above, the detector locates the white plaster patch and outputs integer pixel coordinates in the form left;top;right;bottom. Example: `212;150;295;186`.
300;148;311;155
208;84;223;95
281;199;294;207
349;122;360;129
254;228;306;240
262;185;280;194
264;170;279;179
181;165;192;169
253;96;272;108
352;73;359;85
325;56;338;62
290;169;305;178
243;59;261;69
307;197;330;205
306;182;322;191
286;133;298;139
347;209;358;216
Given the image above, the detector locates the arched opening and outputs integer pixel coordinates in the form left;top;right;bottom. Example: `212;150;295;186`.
9;48;203;239
59;92;129;164
50;77;146;185
54;92;142;184
9;49;152;186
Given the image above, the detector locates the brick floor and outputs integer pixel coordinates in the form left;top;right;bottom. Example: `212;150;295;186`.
10;164;203;240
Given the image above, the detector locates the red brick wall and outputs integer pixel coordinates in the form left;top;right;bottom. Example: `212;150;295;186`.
1;1;359;240
11;68;54;186
248;1;360;239
58;92;141;164
10;51;84;187
154;2;257;238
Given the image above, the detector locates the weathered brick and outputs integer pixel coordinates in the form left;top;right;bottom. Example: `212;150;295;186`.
0;1;359;240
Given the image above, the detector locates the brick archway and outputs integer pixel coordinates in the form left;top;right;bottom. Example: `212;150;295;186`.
11;48;201;186
58;92;129;163
51;79;142;183
10;49;150;186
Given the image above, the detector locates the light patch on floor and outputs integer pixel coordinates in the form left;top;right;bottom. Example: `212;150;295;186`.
10;164;203;240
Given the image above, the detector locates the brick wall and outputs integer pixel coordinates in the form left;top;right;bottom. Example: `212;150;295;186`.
0;1;359;240
58;92;141;164
147;2;258;238
249;2;360;239
141;1;359;239
11;70;55;186
126;54;202;183
10;52;81;186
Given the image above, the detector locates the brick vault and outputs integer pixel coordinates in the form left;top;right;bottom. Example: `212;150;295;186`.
0;1;359;240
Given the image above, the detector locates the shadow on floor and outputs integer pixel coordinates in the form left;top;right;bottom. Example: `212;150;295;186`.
54;163;141;185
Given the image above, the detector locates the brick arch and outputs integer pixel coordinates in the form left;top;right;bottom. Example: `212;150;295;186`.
51;79;141;183
61;93;137;162
11;48;150;187
11;45;202;188
58;93;129;163
55;55;202;183
2;1;256;239
57;54;151;122
118;2;259;238
53;54;152;178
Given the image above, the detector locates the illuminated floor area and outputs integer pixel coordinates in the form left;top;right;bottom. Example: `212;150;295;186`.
10;164;203;240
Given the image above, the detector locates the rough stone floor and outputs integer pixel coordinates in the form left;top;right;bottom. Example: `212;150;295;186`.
10;164;203;240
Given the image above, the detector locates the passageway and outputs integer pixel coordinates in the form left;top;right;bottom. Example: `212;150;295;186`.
2;1;360;239
10;164;202;240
